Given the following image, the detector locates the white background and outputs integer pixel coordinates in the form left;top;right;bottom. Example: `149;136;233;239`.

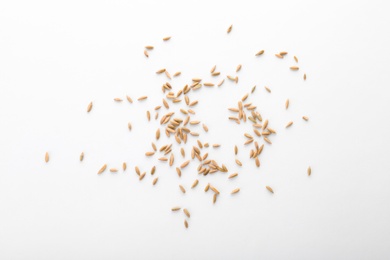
1;0;390;259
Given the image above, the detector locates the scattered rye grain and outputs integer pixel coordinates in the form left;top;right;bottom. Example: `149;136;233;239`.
213;193;217;204
235;159;242;166
234;145;238;155
123;162;127;171
251;85;256;93
290;66;299;71
173;71;181;77
210;65;216;73
236;64;242;72
98;164;107;174
138;96;148;101
280;51;288;56
227;24;233;33
179;185;186;194
308;166;312;176
172;207;181;211
294;56;298;63
126;95;133;103
231;188;240;194
87;102;93;113
286;121;293;128
266;186;274;193
286;99;289;109
304;73;307;80
163;36;171;41
183;208;190;218
217;79;225;87
145;45;154;50
45;152;49;163
229;173;238;179
145;151;155;156
80;152;84;162
156;68;166;74
256;50;264;56
144;50;149;57
139;172;146;180
153;177;158;185
265;86;271;93
184;219;188;229
114;98;123;102
191;179;199;188
275;53;283;59
210;186;220;194
302;116;309;121
204;183;210;192
110;168;118;173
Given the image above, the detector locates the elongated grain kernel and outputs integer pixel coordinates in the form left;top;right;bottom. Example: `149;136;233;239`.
286;99;289;109
286;121;293;128
180;160;190;168
110;168;118;173
210;65;216;73
235;159;242;166
179;185;186;194
114;98;123;102
210;186;220;194
98;164;107;174
153;177;158;185
256;50;264;56
217;79;225;87
228;173;238;179
280;51;288;56
123;162;127;171
171;207;181;211
251;85;256;93
294;56;298;63
128;122;132;131
145;45;154;50
265;86;271;93
144;50;149;57
204;183;210;192
304;73;307;80
227;24;233;33
173;71;181;77
266;186;274;193
80;152;84;162
302;116;309;121
290;66;299;71
126;95;133;103
87;102;93;113
183;208;190;218
308;167;312;176
139;172;146;180
236;64;242;72
213;193;217;204
45;152;49;163
145;151;155;156
184;219;188;229
163;36;171;41
138;96;148;101
231;188;240;194
275;53;283;59
191;179;199;188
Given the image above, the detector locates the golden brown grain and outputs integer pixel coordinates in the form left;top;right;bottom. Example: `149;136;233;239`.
128;122;132;131
87;102;93;113
210;65;216;73
180;160;190;168
290;66;299;71
217;79;225;87
80;152;84;162
156;68;166;74
308;166;312;176
235;159;242;166
304;73;307;80
256;50;264;56
280;51;288;56
266;186;274;193
138;96;148;101
275;53;283;59
236;64;242;72
264;86;271;93
228;173;238;179
139;172;146;180
231;188;240;194
145;151;155;156
179;185;186;194
173;71;181;77
191;179;199;189
114;98;123;102
163;36;171;41
286;99;289;109
183;208;190;218
294;56;298;63
153;177;158;185
126;95;133;103
227;24;233;33
234;145;238;155
110;168;118;173
213;193;217;204
286;121;293;128
171;207;181;211
251;85;256;93
210;186;220;194
144;50;149;58
98;164;107;174
145;45;154;50
123;162;127;171
302;116;309;121
204;183;210;192
45;152;49;163
184;219;188;229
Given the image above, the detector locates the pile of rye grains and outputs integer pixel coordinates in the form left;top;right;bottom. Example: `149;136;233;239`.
45;25;311;229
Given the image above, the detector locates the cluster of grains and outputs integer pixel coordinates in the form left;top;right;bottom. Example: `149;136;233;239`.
45;24;312;230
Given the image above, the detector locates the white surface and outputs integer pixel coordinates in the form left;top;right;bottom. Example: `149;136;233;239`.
1;0;390;259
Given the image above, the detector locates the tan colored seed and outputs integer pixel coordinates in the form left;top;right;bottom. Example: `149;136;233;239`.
191;179;199;189
308;167;312;176
145;151;155;156
173;71;181;77
179;185;186;194
184;219;188;229
204;82;214;87
98;164;107;174
265;86;271;93
213;193;217;204
45;152;49;163
210;186;220;194
163;36;171;41
138;96;148;101
139;172;146;180
228;173;238;179
128;122;132;131
294;56;298;63
227;24;233;33
280;51;288;56
144;50;149;58
123;162;127;171
256;50;264;56
171;207;181;211
152;177;158;185
304;73;307;80
234;145;238;155
87;102;93;113
290;66;299;71
264;137;272;144
210;65;216;73
80;152;84;162
156;68;166;74
151;166;156;175
231;188;240;194
286;121;293;128
147;111;150;121
236;64;242;72
204;183;210;192
275;53;283;59
266;186;274;193
114;98;123;102
286;99;289;109
235;159;242;166
183;208;190;218
242;93;249;101
110;168;118;173
126;95;133;103
180;160;190;168
302;116;309;121
145;45;154;50
192;78;202;82
217;79;225;87
213;144;220;148
251;85;256;93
